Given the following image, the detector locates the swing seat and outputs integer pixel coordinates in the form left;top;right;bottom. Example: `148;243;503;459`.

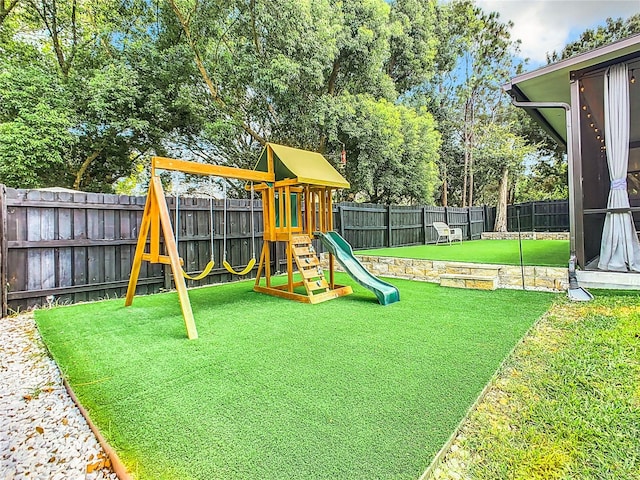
181;260;215;281
223;258;256;276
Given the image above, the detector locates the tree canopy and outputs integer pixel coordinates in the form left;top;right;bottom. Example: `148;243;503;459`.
1;0;638;210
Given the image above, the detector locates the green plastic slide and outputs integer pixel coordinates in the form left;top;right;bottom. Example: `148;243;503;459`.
316;231;400;306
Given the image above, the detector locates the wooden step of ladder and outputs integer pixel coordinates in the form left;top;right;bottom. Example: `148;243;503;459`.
291;235;329;295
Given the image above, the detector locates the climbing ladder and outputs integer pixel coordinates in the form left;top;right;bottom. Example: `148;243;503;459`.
291;235;330;297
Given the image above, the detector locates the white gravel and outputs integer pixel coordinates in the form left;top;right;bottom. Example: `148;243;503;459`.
0;314;119;480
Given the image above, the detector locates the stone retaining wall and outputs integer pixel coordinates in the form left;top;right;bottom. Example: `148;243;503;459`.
320;254;568;292
481;232;569;240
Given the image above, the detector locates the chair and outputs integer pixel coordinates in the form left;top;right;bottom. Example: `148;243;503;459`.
433;221;463;245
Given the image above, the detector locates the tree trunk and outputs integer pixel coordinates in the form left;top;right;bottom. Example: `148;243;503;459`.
462;145;468;207
73;149;102;191
493;166;509;232
249;0;262;56
461;96;474;207
442;162;448;207
468;136;474;207
317;58;342;153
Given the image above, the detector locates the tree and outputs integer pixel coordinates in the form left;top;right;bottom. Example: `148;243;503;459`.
0;0;196;191
163;0;442;202
385;0;439;93
472;122;536;231
547;14;640;62
411;0;523;207
339;94;440;204
516;156;568;202
0;60;75;187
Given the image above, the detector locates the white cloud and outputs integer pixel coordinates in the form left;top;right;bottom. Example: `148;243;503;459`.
475;0;640;65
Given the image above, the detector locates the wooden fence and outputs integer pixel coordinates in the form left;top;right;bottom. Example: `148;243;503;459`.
1;186;491;315
505;200;569;232
332;203;486;249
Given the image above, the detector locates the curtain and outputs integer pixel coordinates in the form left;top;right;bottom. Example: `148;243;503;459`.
598;63;640;271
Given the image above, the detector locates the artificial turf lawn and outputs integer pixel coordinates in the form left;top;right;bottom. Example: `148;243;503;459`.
35;273;554;479
357;239;570;267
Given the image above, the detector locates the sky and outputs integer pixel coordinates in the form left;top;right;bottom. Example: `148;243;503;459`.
475;0;640;66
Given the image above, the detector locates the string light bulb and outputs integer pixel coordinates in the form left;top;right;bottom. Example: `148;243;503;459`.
631;69;636;84
587;113;592;118
580;83;585;92
582;105;587;111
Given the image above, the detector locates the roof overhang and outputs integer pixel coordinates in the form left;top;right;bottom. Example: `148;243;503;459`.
504;33;640;145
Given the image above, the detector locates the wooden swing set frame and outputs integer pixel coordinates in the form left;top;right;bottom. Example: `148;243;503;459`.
125;145;351;339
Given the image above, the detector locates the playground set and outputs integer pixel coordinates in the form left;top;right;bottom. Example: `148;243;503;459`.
125;143;399;339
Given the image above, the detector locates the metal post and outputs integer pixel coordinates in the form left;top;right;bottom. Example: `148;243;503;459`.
387;204;393;247
422;206;428;245
516;205;525;290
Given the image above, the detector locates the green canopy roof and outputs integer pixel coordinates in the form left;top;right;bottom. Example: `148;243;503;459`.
255;143;350;189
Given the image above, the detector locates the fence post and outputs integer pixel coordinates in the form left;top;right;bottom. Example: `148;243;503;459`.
422;206;427;245
0;184;6;317
531;201;536;232
467;207;472;240
387;204;393;247
483;205;489;233
444;206;449;226
338;204;345;238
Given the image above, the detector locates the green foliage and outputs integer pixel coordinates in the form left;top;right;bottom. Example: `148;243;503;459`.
516;156;569;202
7;0;625;202
338;94;440;204
548;14;640;62
472;122;537;205
0;0;195;191
386;0;438;92
0;59;75;188
162;0;443;202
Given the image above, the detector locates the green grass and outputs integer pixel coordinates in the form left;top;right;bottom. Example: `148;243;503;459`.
35;273;554;479
357;239;570;267
450;292;640;479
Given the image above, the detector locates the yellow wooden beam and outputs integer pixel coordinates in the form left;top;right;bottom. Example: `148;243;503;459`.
142;253;184;265
264;240;272;288
125;183;154;306
273;178;299;187
253;284;352;304
149;195;160;262
152;177;198;340
152;156;274;183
